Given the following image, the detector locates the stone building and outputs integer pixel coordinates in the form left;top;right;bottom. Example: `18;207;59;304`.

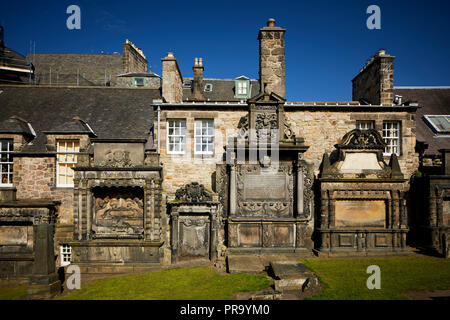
1;18;447;296
27;39;159;87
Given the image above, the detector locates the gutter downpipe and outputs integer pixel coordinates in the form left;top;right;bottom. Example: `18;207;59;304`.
157;105;161;155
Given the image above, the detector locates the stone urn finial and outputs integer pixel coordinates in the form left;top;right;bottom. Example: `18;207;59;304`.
267;18;276;27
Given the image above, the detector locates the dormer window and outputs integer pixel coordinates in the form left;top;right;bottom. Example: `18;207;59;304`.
183;80;192;88
237;81;248;95
134;77;145;87
204;83;213;92
234;77;251;99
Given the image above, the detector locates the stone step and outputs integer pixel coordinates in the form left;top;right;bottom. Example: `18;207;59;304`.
269;261;319;293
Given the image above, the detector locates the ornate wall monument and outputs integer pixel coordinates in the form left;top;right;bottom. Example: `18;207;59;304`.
318;129;409;254
169;182;221;264
69;138;163;272
218;91;314;254
410;149;450;258
0;188;60;297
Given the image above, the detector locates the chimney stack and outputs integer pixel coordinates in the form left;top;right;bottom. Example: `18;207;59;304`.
192;57;205;101
352;49;395;105
161;52;183;103
258;18;286;98
123;39;148;73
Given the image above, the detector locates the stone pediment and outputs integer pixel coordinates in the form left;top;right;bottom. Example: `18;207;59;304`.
175;182;214;203
336;129;386;150
248;91;286;104
321;129;404;180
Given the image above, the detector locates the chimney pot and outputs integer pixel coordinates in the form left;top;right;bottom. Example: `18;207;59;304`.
199;58;203;66
267;18;276;27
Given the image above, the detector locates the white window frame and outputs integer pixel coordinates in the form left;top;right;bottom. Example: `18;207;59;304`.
0;139;13;187
204;83;213;92
194;119;214;155
356;120;375;130
166;119;186;155
237;81;248;95
382;121;401;156
60;244;72;267
56;139;79;188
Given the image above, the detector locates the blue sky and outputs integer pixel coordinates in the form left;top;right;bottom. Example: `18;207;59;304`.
1;0;450;101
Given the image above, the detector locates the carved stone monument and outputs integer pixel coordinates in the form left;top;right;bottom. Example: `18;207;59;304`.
70;138;163;272
0;189;60;297
169;182;220;264
318;129;409;254
218;91;314;254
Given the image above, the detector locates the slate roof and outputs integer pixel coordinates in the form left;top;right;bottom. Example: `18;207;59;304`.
394;87;450;156
183;78;260;102
0;85;161;153
0;117;35;137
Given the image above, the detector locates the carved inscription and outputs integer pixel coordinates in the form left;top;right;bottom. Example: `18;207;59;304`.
0;226;30;246
335;200;386;227
244;174;287;200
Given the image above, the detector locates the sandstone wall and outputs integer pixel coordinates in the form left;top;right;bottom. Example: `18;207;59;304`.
158;109;247;195
157;108;419;197
14;156;74;225
286;109;418;179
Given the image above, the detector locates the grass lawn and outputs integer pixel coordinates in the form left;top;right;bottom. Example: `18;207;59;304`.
302;256;450;300
0;284;27;300
55;266;271;300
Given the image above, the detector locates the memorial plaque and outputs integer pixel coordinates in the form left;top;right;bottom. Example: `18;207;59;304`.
238;224;261;247
0;226;30;246
243;174;287;200
179;216;210;257
335;200;386;227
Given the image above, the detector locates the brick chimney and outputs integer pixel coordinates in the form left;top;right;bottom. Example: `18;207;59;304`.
258;18;286;98
123;39;148;73
161;52;183;103
192;57;205;101
352;50;395;105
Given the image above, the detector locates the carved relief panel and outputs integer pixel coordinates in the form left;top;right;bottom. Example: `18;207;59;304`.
178;215;210;258
92;187;144;238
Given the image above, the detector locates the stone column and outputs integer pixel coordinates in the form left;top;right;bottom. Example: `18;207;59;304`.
429;192;437;227
86;190;92;240
387;197;392;228
296;162;304;216
321;190;329;228
229;164;237;216
27;222;60;297
171;211;179;264
210;206;217;262
73;187;80;240
328;195;335;228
